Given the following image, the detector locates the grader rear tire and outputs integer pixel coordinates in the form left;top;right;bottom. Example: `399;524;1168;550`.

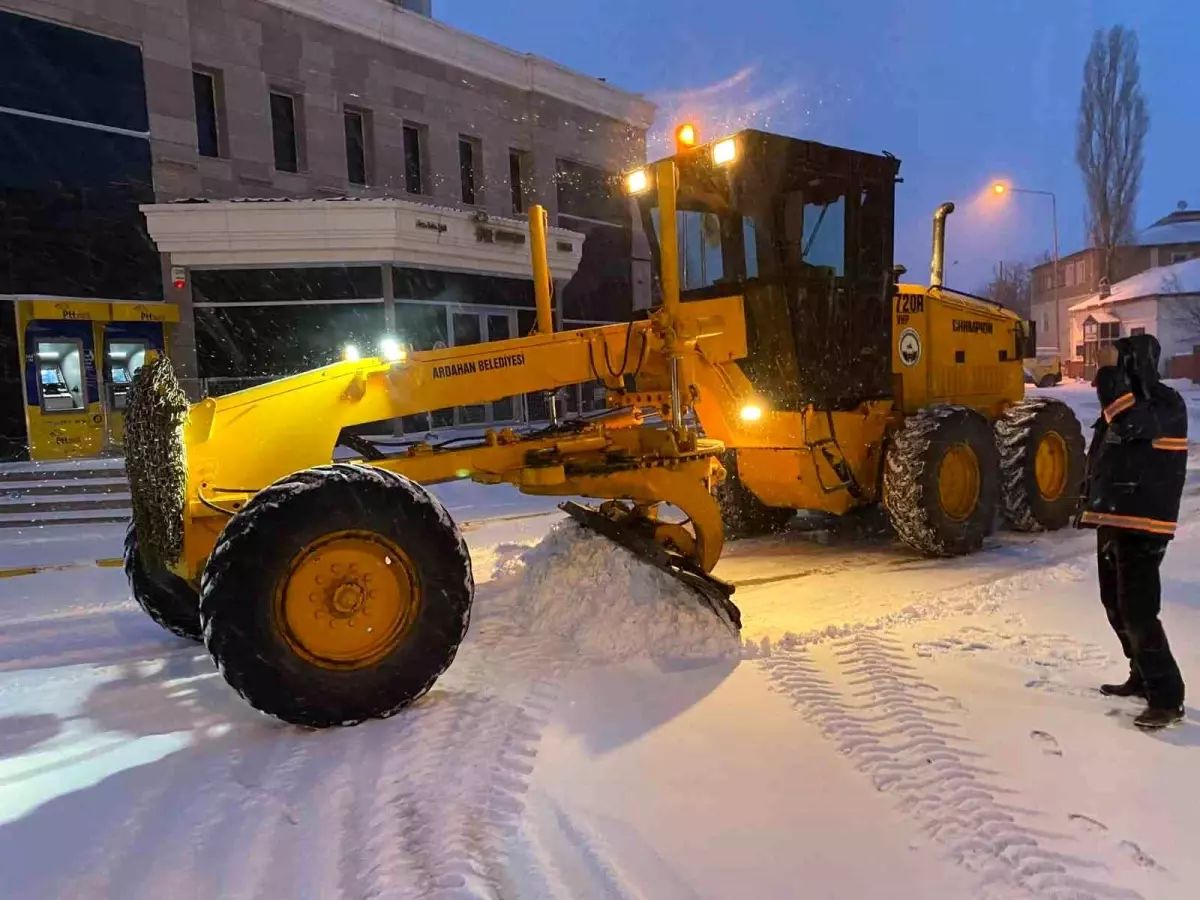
124;523;201;642
883;406;1000;557
716;452;794;539
200;464;474;728
995;397;1086;532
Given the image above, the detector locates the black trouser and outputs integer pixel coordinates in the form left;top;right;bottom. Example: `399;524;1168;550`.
1097;526;1185;709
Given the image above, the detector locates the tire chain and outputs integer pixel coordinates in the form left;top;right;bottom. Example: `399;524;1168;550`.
124;355;190;570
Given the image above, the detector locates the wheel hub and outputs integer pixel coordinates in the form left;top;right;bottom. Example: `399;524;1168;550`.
330;581;367;617
1034;431;1069;501
937;443;981;522
275;531;420;670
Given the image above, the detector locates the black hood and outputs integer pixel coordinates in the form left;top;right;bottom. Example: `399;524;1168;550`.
1115;333;1162;396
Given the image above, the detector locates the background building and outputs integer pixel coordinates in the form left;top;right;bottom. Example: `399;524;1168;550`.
0;0;655;458
1030;206;1200;360
1068;257;1200;379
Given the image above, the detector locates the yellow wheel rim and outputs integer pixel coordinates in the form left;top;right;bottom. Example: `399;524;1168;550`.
1034;431;1069;502
938;443;981;522
273;530;420;670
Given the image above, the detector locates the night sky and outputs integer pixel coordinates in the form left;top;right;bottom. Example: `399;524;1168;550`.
440;0;1198;289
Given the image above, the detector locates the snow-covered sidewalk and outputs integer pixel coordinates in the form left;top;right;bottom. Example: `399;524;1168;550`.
1;382;1198;899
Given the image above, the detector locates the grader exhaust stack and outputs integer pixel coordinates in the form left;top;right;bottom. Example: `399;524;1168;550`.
930;201;955;288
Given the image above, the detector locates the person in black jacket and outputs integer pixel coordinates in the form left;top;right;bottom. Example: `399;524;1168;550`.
1077;333;1187;730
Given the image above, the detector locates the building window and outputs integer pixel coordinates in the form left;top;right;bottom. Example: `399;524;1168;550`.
509;148;530;214
402;123;425;195
556;158;624;224
1075;344;1085;358
459;135;481;205
193;69;222;158
0;8;159;302
270;91;299;173
1131;326;1145;336
344;107;370;186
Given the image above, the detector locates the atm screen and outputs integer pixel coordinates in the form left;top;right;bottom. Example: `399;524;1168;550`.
41;369;63;386
111;368;130;385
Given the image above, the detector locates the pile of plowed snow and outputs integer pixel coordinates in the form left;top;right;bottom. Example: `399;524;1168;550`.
490;522;741;662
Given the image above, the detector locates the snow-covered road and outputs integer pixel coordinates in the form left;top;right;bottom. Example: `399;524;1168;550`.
1;384;1198;899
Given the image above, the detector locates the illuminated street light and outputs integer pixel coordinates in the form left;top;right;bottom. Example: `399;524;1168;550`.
992;181;1060;350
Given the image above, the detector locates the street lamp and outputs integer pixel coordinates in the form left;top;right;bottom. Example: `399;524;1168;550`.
992;181;1060;353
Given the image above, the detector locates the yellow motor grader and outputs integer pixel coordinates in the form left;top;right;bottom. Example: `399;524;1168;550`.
124;127;1085;727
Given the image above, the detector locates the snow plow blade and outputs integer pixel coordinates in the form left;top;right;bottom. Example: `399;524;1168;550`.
559;501;741;630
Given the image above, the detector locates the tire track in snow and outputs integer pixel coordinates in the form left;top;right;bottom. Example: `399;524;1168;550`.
52;745;189;900
763;634;1144;900
101;734;248;899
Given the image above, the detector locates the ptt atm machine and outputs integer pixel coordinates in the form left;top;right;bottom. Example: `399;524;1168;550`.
12;297;179;460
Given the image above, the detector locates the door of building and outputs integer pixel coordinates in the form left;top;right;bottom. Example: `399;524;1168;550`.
450;307;518;427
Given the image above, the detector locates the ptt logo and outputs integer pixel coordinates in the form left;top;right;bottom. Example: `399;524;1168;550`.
54;304;91;320
48;429;83;446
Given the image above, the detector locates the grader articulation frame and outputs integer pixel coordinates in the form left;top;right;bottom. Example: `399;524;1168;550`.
125;128;1085;727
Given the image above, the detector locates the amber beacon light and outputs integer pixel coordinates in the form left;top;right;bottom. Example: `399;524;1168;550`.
674;123;698;151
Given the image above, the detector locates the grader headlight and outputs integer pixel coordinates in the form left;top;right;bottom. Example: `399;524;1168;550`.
625;167;651;195
712;137;738;166
380;337;407;363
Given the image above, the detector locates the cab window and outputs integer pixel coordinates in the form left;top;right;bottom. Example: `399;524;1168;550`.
779;190;846;276
35;339;85;412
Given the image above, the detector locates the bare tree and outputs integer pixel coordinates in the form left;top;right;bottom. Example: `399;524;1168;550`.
979;260;1033;318
1076;25;1149;282
1159;270;1200;348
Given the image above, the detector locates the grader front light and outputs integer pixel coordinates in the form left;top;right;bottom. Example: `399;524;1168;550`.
380;337;407;363
625;167;651;195
712;137;738;166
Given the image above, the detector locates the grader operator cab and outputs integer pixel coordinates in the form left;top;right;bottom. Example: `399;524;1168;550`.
124;126;1085;728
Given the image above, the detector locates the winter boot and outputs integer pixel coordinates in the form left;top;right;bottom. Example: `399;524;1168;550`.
1133;705;1185;731
1100;676;1146;699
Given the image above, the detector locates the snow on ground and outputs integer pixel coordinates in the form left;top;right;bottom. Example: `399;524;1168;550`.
0;381;1198;898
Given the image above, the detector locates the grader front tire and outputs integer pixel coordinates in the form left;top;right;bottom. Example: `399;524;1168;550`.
200;464;474;728
883;406;1000;557
995;397;1085;532
124;523;201;642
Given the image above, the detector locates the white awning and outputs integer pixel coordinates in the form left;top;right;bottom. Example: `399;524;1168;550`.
1083;311;1120;324
140;198;586;281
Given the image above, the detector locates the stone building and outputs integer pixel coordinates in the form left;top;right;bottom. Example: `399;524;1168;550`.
0;0;655;454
